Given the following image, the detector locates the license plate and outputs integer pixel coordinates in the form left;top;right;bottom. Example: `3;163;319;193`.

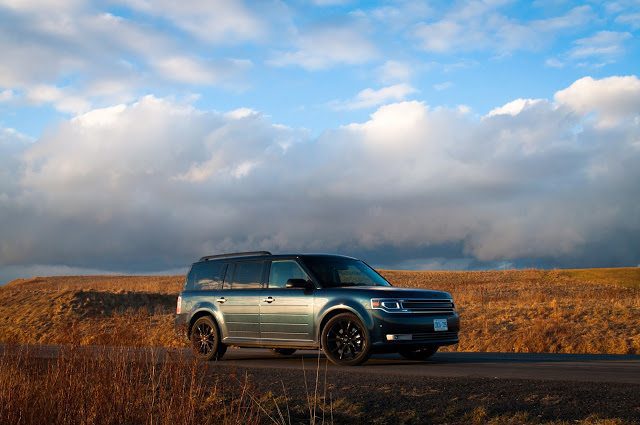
433;319;448;332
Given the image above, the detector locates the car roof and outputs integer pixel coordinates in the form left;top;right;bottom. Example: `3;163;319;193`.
193;252;357;265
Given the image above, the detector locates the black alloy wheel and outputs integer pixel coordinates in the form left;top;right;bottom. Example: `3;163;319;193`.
271;348;297;356
190;316;227;361
398;345;439;361
321;313;371;366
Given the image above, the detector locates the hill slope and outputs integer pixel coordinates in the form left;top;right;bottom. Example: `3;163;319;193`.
1;268;638;353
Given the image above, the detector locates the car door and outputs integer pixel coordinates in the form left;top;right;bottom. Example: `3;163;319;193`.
260;259;315;344
216;261;264;342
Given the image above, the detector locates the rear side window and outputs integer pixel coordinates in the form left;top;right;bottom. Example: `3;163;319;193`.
230;261;264;289
187;261;227;290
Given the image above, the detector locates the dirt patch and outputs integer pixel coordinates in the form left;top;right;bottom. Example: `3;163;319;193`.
68;290;176;317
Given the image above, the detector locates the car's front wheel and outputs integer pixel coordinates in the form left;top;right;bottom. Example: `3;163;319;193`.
321;313;371;366
398;345;439;360
190;316;227;361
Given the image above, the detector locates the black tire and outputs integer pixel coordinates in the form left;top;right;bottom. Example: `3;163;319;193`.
321;313;371;366
190;316;227;361
271;348;297;356
398;345;439;361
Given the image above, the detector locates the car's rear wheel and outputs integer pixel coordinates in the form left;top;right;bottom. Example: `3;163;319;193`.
190;316;227;361
321;313;371;366
271;348;297;356
398;345;439;360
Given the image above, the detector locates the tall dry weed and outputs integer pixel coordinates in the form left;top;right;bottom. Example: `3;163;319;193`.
0;346;264;425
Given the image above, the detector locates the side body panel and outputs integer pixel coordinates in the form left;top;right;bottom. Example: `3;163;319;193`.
259;287;315;345
217;288;262;341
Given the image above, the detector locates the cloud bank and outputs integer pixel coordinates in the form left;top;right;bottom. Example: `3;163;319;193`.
1;76;639;280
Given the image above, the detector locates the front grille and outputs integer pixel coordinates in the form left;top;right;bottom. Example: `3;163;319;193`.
412;331;458;342
400;299;454;314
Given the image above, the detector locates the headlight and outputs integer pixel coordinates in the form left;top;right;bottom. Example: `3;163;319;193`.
370;298;402;311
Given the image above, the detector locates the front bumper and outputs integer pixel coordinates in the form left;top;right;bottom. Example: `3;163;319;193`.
368;310;460;352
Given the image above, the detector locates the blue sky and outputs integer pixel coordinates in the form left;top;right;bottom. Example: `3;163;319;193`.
1;0;639;281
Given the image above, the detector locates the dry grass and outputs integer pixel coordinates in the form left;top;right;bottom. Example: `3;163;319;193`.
383;268;640;354
0;346;268;425
0;275;184;347
1;268;639;354
0;346;341;425
4;274;183;293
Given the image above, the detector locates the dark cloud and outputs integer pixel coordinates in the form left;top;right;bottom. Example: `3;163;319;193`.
1;76;640;283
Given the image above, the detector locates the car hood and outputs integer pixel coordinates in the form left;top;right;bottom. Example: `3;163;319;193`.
325;286;452;300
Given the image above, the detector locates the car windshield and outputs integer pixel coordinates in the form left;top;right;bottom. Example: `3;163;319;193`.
302;256;391;288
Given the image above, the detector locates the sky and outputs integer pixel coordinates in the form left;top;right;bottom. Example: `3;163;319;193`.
1;0;639;283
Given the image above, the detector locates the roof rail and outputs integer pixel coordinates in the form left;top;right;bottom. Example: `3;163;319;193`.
199;251;272;261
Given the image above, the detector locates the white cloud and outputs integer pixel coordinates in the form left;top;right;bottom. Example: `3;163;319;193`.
414;20;465;53
117;0;268;44
0;89;13;101
153;56;251;85
0;9;163;89
554;75;640;127
0;2;254;114
377;60;413;84
568;31;632;61
0;0;81;12
312;0;350;5
154;57;220;85
615;12;640;29
71;104;128;127
1;76;640;274
0;126;32;144
25;84;91;114
269;25;377;70
487;98;544;117
225;107;258;120
545;58;565;68
414;5;593;54
366;1;433;29
433;81;453;91
331;84;417;110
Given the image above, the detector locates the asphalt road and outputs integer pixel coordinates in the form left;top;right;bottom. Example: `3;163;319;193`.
4;344;639;384
220;348;640;384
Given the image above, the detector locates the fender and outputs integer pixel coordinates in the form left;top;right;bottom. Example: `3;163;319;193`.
188;301;225;337
315;298;374;341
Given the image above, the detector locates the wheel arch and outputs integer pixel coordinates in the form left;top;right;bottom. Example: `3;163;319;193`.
188;308;223;338
316;303;373;344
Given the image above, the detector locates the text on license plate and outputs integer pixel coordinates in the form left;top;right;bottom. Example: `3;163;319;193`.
433;319;448;332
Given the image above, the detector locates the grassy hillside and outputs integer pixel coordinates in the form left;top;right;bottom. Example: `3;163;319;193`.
384;268;640;354
0;276;183;347
1;268;638;354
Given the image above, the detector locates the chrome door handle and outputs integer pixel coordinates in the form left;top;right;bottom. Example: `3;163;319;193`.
216;297;226;304
263;296;275;303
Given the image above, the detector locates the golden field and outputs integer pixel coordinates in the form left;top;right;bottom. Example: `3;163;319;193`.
1;268;639;354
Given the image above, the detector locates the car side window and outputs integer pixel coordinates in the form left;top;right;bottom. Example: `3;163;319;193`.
269;260;309;288
186;261;227;290
230;261;264;289
194;261;227;290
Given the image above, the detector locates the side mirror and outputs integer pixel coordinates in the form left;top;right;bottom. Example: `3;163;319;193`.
286;278;313;289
